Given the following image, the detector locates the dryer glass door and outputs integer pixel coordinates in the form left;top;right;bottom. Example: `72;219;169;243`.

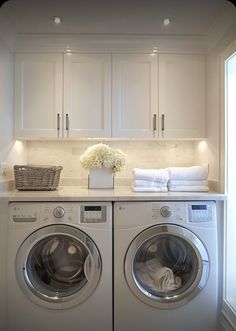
125;224;209;308
16;224;101;308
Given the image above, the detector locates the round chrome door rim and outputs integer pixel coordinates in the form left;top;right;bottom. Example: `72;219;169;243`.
16;224;102;309
124;224;209;309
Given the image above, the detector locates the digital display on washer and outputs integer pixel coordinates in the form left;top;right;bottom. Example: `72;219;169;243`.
191;205;207;210
84;206;102;211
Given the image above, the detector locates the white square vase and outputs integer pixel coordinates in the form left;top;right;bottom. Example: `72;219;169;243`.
88;168;114;189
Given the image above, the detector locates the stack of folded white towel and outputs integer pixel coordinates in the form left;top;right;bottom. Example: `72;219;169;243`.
132;168;169;192
167;165;209;192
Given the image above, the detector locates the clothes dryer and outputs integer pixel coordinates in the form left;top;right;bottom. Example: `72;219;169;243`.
8;202;112;331
114;201;218;331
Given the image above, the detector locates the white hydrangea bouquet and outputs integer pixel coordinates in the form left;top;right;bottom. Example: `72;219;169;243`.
80;143;126;174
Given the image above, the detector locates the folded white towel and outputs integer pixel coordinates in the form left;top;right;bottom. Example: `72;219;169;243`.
134;180;169;188
168;185;209;192
132;186;168;192
132;168;169;183
167;166;208;180
168;179;208;186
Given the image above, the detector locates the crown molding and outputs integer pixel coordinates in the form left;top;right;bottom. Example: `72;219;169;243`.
205;2;236;54
14;33;207;54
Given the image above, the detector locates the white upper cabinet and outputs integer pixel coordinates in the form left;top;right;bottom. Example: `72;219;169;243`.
112;54;158;138
14;51;206;139
15;53;63;138
64;54;111;137
158;54;206;138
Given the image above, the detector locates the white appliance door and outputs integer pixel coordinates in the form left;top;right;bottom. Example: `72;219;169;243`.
125;224;209;308
16;224;101;309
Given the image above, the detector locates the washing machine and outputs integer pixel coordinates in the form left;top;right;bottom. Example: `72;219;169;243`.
114;201;219;331
7;202;112;331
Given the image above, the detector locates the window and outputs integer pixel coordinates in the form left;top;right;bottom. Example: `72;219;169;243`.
225;51;236;323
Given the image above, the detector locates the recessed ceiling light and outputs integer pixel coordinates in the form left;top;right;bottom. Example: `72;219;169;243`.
53;16;62;24
163;18;171;26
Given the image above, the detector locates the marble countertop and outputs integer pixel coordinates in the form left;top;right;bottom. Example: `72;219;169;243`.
0;185;226;201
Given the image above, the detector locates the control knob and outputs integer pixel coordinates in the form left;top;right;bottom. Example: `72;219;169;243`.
53;206;65;218
160;206;172;218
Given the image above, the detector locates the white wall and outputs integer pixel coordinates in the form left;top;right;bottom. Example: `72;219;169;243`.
193;53;222;190
200;4;236;193
0;200;8;331
0;23;26;330
0;39;14;162
205;7;236;330
0;38;27;182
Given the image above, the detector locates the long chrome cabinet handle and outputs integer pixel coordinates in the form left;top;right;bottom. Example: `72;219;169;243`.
153;114;157;138
161;114;165;136
57;113;60;137
66;113;69;136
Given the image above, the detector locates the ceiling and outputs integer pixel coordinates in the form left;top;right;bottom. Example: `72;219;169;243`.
0;0;234;36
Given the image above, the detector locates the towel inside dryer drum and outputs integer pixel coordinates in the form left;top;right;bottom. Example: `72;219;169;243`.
133;234;199;296
25;234;89;298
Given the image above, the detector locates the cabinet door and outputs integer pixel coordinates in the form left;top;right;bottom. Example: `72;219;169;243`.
112;54;158;138
15;53;63;138
64;54;111;137
159;54;206;138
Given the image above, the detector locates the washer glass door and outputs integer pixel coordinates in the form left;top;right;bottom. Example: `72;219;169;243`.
16;224;101;309
125;224;209;308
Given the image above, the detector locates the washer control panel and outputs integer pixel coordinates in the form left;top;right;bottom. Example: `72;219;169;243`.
80;206;106;223
9;203;111;226
53;206;65;218
42;204;75;223
187;203;213;223
10;203;39;223
160;206;172;218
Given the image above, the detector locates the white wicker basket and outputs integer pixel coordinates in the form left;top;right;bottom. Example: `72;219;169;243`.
14;165;63;191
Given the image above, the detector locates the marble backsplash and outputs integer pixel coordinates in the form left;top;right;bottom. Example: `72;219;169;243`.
26;140;207;184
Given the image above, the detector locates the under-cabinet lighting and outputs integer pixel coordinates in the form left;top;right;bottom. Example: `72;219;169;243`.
14;140;26;153
66;46;72;54
197;140;208;153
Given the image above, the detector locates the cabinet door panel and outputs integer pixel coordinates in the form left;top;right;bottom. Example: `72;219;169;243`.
112;54;158;138
159;54;206;138
15;53;62;138
64;54;111;137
